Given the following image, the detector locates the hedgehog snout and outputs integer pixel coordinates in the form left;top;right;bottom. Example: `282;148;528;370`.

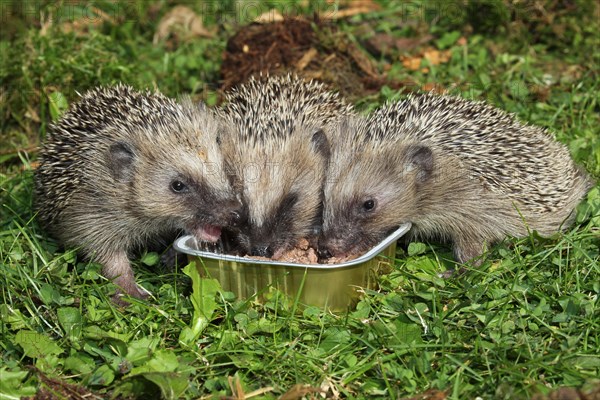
317;234;353;259
316;236;337;258
198;197;243;225
250;244;273;258
316;247;332;260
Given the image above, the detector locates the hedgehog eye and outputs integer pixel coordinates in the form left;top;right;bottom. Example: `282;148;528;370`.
362;199;377;212
170;180;188;193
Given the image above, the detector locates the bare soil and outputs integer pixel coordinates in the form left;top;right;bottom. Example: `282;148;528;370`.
219;16;407;103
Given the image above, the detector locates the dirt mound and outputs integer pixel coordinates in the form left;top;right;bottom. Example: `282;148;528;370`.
219;17;406;103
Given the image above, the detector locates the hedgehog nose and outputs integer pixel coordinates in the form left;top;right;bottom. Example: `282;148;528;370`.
317;247;332;260
251;245;273;258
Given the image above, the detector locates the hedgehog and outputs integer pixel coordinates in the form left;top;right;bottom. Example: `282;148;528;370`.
318;93;594;265
35;85;241;301
216;74;355;258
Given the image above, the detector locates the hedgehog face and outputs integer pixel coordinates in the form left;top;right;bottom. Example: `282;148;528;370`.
320;129;434;259
216;74;354;258
105;113;241;243
221;128;329;259
135;155;239;242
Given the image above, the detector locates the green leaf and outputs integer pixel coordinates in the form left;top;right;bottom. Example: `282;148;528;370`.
48;91;69;121
126;337;160;365
576;187;600;224
57;307;83;341
0;305;28;331
139;372;189;400
394;321;423;344
566;356;600;369
82;341;124;370
81;263;102;280
234;313;249;329
0;367;37;399
179;263;220;345
64;353;96;375
39;283;63;305
141;252;160;267
130;350;179;374
343;354;358;368
508;80;529;99
15;330;64;359
127;350;189;400
86;364;115;387
407;242;427;256
436;31;461;49
478;73;491;88
319;327;351;352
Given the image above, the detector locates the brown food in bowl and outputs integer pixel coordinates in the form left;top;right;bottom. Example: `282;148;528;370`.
243;238;359;264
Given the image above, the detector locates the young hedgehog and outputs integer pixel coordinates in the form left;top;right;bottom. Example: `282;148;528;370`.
35;85;241;301
319;94;594;264
217;74;354;258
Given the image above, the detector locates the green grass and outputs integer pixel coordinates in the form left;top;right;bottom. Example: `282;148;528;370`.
1;1;599;399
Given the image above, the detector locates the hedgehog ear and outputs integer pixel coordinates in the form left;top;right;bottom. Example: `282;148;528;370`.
405;144;433;183
310;128;330;159
107;141;136;182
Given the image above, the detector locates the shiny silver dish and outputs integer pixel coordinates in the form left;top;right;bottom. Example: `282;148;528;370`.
174;223;412;311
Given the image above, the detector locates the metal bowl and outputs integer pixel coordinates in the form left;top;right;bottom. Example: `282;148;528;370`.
174;223;411;311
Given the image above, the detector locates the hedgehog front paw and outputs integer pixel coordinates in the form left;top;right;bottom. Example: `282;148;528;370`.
453;237;487;266
111;275;152;305
111;284;151;306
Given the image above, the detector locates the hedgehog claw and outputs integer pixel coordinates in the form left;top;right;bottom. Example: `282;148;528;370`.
111;284;151;306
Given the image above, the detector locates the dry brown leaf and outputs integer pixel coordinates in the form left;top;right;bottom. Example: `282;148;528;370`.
224;375;274;399
347;45;380;78
400;389;448;400
532;387;586;400
320;377;342;399
320;0;380;20
244;386;275;399
365;33;433;57
563;65;584;82
41;6;115;36
27;366;102;400
254;9;284;23
401;55;423;71
25;104;41;123
295;47;318;71
228;375;244;399
421;82;447;94
401;46;451;73
303;70;324;81
0;146;39;158
153;5;213;45
422;48;451;65
280;384;324;400
532;85;551;102
326;6;379;19
393;35;434;51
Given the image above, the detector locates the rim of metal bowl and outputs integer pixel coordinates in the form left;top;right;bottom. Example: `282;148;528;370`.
174;222;412;270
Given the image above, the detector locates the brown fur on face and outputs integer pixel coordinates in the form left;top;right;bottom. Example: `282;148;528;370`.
35;85;240;301
320;95;594;263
